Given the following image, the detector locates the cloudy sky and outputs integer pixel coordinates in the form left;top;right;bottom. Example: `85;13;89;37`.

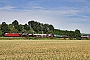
0;0;90;33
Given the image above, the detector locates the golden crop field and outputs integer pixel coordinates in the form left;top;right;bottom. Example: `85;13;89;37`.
0;40;90;60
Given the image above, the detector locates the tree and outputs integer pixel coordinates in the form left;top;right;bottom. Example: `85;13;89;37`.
54;29;61;34
48;25;54;34
0;30;3;36
28;20;34;29
12;20;19;26
8;24;18;33
48;25;54;31
1;22;10;33
28;21;42;33
12;20;19;31
42;24;49;34
28;28;35;34
0;24;1;30
75;29;81;40
24;24;30;31
68;31;75;40
0;24;2;36
17;24;23;32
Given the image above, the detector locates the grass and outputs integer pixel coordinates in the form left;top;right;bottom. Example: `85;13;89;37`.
0;37;90;40
0;40;90;60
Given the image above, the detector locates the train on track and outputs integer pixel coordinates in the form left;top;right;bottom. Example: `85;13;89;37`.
4;33;67;38
4;33;55;38
4;33;90;38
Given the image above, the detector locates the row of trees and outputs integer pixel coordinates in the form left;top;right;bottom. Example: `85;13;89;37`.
0;20;54;34
0;20;81;39
54;29;81;40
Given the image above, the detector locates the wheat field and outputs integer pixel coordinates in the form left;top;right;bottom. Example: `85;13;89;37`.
0;40;90;60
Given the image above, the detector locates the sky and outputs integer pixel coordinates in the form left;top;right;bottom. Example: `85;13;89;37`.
0;0;90;33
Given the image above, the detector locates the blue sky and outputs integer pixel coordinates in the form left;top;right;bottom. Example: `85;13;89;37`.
0;0;90;33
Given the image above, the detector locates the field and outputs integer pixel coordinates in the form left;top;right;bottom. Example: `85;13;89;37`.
0;40;90;60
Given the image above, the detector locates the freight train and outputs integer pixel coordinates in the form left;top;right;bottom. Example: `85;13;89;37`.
4;33;89;38
4;33;64;38
4;33;55;38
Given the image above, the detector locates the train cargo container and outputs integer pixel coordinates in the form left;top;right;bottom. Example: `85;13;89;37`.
54;34;60;38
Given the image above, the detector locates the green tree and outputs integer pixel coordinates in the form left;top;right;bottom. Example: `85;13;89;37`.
12;20;19;26
24;24;30;31
8;24;18;33
28;20;34;29
75;29;81;40
1;22;10;33
68;31;74;40
48;25;54;31
48;25;54;34
0;30;3;36
28;28;35;34
17;24;23;32
54;29;61;34
42;24;49;34
12;20;19;31
28;21;42;33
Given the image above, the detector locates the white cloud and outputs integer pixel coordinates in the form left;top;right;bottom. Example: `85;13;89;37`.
61;0;86;2
31;6;45;9
0;6;16;10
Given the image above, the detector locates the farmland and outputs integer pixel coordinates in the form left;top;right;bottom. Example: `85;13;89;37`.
0;40;90;60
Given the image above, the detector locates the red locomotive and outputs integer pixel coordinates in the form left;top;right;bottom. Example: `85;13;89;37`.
4;33;21;37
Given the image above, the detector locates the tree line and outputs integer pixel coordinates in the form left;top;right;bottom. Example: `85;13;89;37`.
0;20;81;39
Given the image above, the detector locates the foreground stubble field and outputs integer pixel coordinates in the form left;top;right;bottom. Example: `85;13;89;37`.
0;40;90;60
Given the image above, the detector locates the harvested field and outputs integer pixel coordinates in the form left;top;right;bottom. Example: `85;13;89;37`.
0;40;90;60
